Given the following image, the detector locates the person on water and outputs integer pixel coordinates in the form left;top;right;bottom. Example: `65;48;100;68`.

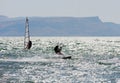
26;40;32;49
54;45;63;55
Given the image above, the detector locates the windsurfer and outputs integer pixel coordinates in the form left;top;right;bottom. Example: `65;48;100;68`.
26;40;32;49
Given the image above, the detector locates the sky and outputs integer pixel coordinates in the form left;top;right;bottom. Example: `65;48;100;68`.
0;0;120;23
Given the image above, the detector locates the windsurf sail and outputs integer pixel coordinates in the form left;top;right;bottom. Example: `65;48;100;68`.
24;17;32;49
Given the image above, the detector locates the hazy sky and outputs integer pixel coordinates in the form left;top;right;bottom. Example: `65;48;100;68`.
0;0;120;23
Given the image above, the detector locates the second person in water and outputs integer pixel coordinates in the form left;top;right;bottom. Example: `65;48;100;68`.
54;45;63;55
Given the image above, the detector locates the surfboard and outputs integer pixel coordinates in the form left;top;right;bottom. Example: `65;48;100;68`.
62;56;71;59
54;53;72;59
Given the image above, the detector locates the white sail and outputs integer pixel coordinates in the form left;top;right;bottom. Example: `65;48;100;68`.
24;17;32;49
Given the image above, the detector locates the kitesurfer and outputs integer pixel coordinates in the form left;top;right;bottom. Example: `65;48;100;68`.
54;45;63;55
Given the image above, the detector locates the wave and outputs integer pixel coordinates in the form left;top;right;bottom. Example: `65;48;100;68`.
0;56;66;62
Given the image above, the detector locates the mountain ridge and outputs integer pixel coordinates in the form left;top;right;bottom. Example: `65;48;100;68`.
0;15;120;36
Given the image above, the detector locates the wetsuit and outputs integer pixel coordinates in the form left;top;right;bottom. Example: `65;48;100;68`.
54;45;62;55
26;41;32;49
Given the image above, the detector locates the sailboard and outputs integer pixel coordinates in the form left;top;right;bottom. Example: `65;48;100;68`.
24;17;32;49
56;53;71;59
62;56;71;59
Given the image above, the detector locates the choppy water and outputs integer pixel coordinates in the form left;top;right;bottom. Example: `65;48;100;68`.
0;37;120;83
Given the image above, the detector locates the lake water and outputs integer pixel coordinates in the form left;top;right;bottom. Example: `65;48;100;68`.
0;37;120;83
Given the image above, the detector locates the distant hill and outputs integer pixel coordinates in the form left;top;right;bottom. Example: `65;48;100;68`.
0;15;120;36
